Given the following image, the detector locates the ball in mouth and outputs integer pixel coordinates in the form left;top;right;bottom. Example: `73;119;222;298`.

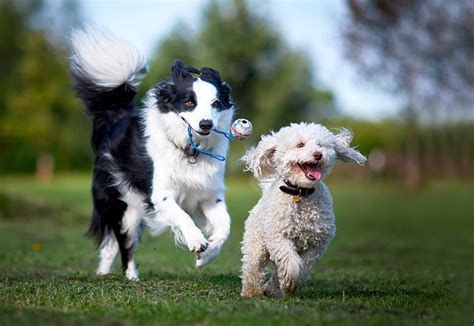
298;163;322;181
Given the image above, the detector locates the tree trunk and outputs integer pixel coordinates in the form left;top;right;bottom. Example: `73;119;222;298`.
35;153;54;183
405;108;421;189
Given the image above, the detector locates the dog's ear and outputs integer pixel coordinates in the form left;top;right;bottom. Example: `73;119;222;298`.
219;82;233;108
200;67;222;84
334;128;367;166
171;60;194;86
241;134;277;181
155;82;176;104
200;68;233;108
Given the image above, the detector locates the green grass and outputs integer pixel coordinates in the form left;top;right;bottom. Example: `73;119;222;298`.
0;174;473;325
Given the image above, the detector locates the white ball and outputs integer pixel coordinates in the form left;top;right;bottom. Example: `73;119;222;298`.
231;118;253;140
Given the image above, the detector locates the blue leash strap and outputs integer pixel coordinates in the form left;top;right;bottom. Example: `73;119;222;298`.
187;125;226;161
213;128;236;141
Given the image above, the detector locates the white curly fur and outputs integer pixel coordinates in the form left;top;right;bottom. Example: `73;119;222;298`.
240;122;366;297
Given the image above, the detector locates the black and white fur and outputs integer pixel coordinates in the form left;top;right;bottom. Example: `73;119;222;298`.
70;26;234;280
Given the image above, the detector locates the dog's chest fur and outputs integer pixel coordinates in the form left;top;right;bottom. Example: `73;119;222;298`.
143;108;229;215
284;200;324;251
263;182;335;252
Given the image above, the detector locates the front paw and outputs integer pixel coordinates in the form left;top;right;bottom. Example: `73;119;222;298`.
195;240;223;268
278;256;303;293
185;231;209;253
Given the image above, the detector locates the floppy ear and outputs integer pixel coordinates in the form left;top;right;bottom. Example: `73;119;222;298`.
171;60;194;86
155;82;176;104
200;67;223;84
241;134;277;181
219;82;233;108
200;67;233;108
334;128;367;166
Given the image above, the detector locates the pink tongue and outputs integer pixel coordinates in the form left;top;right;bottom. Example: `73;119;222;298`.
304;165;322;181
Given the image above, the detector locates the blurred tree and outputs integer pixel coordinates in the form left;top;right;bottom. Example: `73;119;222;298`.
139;24;195;100
142;0;334;138
343;0;474;187
0;0;90;173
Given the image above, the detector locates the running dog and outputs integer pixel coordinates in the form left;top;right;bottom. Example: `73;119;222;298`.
70;27;234;280
240;122;366;297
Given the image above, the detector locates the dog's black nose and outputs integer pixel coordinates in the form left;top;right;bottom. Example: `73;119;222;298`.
313;151;322;160
199;119;213;132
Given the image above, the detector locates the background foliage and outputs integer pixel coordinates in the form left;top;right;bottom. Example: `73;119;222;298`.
0;0;89;172
0;0;472;181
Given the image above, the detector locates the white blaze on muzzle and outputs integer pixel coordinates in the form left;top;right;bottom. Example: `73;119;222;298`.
180;79;219;133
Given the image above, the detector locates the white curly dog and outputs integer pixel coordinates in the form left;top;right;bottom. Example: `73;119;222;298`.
240;122;366;297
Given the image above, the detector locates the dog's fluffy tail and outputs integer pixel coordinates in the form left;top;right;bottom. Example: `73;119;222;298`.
70;26;148;150
70;26;148;102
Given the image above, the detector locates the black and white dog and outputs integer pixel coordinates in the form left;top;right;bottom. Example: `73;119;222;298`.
70;27;234;280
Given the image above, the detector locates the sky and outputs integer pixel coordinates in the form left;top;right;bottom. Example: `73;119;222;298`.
79;0;403;120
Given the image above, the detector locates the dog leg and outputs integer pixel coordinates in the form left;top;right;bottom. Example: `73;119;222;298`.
299;248;320;286
240;221;268;297
97;232;119;275
263;262;284;298
195;197;231;267
114;205;143;281
153;196;208;253
241;254;267;297
117;241;139;281
266;237;303;296
92;187;128;278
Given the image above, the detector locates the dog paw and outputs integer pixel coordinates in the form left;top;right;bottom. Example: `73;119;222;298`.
263;280;284;298
278;257;302;292
185;231;209;253
125;268;140;281
279;277;299;294
195;239;224;268
96;270;110;276
241;287;263;298
263;287;284;298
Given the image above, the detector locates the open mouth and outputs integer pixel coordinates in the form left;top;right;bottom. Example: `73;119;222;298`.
298;163;322;181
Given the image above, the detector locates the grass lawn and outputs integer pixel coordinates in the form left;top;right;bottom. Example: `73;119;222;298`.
0;174;472;325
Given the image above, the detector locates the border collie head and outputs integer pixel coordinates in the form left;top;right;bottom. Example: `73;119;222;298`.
154;60;233;136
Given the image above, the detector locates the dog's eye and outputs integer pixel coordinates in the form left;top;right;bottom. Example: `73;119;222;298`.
296;142;305;148
185;101;194;108
211;99;220;108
